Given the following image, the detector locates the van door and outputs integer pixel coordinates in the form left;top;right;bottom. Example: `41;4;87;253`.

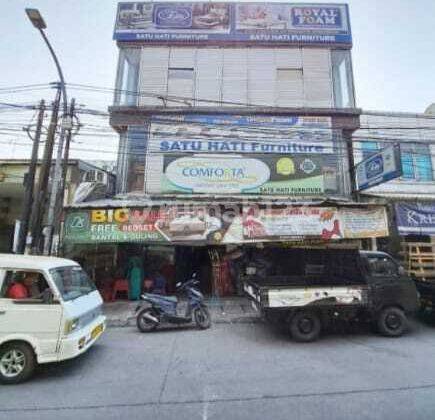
0;270;63;360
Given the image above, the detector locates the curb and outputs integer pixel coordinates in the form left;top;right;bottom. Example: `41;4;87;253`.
106;315;260;328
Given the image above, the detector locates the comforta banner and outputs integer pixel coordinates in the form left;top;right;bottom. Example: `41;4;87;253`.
114;2;352;45
160;154;326;195
63;206;388;244
149;115;335;155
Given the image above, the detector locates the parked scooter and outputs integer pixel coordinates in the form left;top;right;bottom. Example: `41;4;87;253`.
135;273;211;332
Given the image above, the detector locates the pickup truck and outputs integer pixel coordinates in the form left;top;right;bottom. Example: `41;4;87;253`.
243;249;419;342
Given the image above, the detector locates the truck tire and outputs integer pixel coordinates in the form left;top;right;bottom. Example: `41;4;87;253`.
0;342;36;385
377;307;407;337
289;310;321;342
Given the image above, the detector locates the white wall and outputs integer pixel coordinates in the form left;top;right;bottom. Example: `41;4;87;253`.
138;47;333;108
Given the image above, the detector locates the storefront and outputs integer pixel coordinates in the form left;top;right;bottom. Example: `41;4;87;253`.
62;201;389;300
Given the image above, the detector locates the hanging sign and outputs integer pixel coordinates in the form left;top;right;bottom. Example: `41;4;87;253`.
355;145;402;191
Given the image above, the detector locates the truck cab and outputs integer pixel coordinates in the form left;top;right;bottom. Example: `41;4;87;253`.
0;254;106;384
243;249;418;342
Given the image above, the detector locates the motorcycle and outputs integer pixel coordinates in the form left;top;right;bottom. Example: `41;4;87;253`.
135;273;211;332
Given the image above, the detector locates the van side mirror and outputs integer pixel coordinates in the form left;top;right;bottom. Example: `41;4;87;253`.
398;266;406;276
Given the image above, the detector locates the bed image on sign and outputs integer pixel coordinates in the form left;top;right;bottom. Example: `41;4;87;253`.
267;286;365;308
168;214;206;235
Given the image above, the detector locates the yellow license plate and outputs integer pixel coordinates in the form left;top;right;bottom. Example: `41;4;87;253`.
91;324;104;340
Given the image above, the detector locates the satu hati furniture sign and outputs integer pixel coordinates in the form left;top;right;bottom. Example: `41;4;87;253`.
114;2;352;45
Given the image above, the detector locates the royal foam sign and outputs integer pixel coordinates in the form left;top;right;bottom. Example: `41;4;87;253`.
114;2;352;46
355;145;402;191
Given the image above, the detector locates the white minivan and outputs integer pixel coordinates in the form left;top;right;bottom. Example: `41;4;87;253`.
0;254;106;384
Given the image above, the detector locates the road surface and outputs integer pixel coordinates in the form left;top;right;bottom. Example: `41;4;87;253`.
2;318;435;420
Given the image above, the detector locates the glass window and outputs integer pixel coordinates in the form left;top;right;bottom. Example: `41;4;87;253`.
126;125;147;193
332;50;355;108
400;143;433;181
367;256;398;277
1;271;50;301
275;68;303;106
115;48;140;106
167;68;194;103
361;141;379;160
50;266;96;302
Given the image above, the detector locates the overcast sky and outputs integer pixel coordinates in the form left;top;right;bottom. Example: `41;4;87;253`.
1;0;434;160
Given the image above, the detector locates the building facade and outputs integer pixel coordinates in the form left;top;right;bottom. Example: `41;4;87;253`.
353;111;435;275
63;2;390;298
0;159;115;252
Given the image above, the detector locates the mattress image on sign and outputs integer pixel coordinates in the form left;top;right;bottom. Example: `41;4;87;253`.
164;156;271;193
267;286;365;308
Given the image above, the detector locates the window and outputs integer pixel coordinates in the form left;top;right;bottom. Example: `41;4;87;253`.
50;266;96;302
84;170;96;182
367;256;398;277
0;271;50;301
115;48;140;106
400;143;433;181
275;68;303;106
332;50;355;108
361;141;379;160
360;141;433;182
167;68;194;103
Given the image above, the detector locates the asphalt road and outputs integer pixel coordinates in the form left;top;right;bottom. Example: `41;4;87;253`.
2;317;435;420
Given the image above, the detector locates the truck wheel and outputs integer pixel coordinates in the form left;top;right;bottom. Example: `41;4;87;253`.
0;342;36;385
289;311;321;342
377;307;407;337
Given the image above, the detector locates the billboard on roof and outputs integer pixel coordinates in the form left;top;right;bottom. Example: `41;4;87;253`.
114;2;352;46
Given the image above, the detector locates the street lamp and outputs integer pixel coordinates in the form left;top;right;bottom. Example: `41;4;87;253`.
25;8;71;255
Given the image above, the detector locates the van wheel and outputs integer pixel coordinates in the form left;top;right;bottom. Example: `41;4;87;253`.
289;311;321;342
377;307;407;337
0;342;36;385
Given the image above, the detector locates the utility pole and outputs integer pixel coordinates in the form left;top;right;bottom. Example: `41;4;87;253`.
51;97;76;255
29;87;61;254
16;100;45;254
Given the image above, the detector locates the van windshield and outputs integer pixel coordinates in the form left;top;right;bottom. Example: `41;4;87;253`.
49;266;96;301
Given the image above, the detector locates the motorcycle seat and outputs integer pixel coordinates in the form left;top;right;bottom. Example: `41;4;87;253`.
144;293;177;303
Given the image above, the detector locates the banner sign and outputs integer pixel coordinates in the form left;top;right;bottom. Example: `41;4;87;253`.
114;2;352;46
243;207;342;240
340;207;389;238
64;206;243;245
161;154;326;195
64;205;389;244
355;145;402;191
149;115;335;155
395;202;435;235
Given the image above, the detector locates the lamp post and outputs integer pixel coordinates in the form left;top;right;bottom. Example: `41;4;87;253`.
25;8;71;255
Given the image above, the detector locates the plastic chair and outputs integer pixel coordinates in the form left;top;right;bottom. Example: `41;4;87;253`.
111;279;129;301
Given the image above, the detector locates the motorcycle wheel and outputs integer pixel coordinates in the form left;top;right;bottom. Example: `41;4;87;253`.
194;306;211;330
136;308;158;333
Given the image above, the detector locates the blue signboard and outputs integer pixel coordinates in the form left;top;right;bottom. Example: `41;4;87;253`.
395;203;435;235
355;145;402;191
114;2;352;46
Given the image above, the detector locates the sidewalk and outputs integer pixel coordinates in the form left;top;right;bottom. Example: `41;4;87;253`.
104;296;260;327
